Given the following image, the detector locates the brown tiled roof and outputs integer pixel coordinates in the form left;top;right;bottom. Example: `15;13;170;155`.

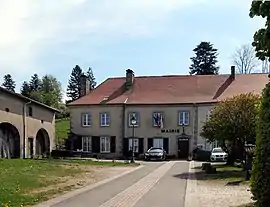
68;73;269;106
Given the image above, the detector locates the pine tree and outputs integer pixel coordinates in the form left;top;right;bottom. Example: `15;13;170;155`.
2;74;16;92
189;41;219;75
251;81;270;207
66;65;83;101
21;81;31;97
29;73;41;91
86;67;97;90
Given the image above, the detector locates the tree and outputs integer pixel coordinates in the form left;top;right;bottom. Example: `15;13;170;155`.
250;3;270;206
39;75;63;108
232;44;259;74
2;74;16;92
189;41;219;75
251;82;270;207
29;74;41;92
201;93;259;166
20;81;31;97
250;1;270;61
66;65;83;101
86;67;97;90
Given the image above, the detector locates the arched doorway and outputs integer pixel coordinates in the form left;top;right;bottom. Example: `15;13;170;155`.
36;128;50;156
0;122;20;158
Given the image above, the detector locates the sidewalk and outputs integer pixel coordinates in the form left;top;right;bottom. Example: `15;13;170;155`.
42;162;163;207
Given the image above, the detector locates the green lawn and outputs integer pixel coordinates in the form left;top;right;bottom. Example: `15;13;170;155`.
195;163;249;183
0;159;138;207
55;118;70;146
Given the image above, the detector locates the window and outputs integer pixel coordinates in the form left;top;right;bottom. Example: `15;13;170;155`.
82;113;91;126
212;140;219;149
128;112;139;127
128;138;139;153
179;111;190;126
153;112;164;128
100;137;110;153
28;106;33;116
153;138;164;148
82;137;92;152
100;112;110;127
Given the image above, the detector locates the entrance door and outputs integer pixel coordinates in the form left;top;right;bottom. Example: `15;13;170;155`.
178;137;189;159
28;138;34;158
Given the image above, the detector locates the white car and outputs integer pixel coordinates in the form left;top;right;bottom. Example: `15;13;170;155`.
210;147;228;162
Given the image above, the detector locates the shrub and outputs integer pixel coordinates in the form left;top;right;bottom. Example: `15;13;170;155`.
251;82;270;207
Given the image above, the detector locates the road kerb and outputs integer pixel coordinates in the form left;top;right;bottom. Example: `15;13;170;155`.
184;161;200;207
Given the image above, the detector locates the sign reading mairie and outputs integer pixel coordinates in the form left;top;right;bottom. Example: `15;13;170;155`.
161;129;181;133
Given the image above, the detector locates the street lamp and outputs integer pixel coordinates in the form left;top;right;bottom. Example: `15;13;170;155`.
181;123;186;136
130;116;137;163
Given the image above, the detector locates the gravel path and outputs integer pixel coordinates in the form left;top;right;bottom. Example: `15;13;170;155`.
197;181;252;207
192;161;253;207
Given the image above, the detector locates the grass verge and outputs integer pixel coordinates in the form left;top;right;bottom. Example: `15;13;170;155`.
194;163;249;183
0;159;138;207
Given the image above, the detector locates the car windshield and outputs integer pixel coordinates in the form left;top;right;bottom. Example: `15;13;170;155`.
212;148;224;153
148;148;163;153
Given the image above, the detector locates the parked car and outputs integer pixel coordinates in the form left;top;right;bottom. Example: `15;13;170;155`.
144;147;167;161
210;147;228;162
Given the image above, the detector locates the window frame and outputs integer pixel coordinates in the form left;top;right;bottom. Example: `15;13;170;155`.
82;113;91;127
128;112;139;127
82;136;92;152
152;111;164;127
100;112;110;127
100;136;111;153
153;138;164;149
128;138;139;153
178;111;190;126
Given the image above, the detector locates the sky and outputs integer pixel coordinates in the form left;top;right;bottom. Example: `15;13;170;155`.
0;0;265;101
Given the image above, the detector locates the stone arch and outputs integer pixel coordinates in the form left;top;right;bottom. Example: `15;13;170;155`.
0;122;21;158
36;128;50;156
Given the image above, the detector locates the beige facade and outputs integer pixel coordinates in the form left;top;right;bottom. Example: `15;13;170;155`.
0;88;56;158
69;103;216;158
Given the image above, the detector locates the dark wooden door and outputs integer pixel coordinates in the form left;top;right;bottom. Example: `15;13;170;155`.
178;137;189;159
28;138;34;158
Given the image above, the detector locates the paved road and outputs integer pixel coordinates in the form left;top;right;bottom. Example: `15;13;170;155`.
52;161;189;207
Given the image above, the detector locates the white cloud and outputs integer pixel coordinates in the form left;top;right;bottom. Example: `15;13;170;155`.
0;0;199;91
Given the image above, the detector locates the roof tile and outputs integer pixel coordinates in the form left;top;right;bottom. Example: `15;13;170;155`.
68;73;269;105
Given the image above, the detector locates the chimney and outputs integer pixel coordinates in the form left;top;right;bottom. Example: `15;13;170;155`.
126;69;134;89
231;66;235;80
80;74;90;97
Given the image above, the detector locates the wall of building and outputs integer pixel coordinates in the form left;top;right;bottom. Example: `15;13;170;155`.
69;105;124;156
0;91;55;158
197;103;215;150
125;105;196;155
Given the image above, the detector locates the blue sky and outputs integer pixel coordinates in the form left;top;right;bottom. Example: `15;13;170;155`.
0;0;265;100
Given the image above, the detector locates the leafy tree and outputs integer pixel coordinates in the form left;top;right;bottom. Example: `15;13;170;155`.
201;93;259;166
20;81;31;97
251;82;270;207
86;67;97;90
40;75;62;108
2;74;16;92
189;41;219;75
232;44;259;74
250;1;270;61
66;65;83;101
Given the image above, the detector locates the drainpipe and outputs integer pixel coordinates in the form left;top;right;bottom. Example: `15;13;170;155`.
22;101;31;158
122;100;127;157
